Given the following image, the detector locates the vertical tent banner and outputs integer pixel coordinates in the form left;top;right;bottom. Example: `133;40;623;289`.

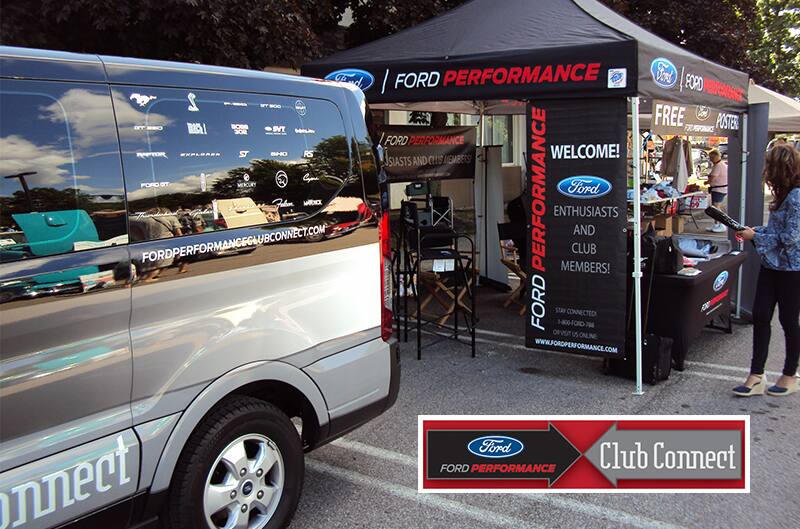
525;98;628;357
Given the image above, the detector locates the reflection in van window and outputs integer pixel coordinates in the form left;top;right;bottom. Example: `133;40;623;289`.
115;87;350;242
0;80;128;263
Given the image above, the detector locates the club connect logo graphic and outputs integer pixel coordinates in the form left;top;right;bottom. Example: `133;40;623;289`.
419;415;749;492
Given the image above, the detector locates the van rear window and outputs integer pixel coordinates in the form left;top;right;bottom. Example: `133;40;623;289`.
115;87;350;242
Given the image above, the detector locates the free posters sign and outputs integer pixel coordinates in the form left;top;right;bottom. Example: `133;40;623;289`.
419;416;749;492
651;99;740;137
525;99;627;357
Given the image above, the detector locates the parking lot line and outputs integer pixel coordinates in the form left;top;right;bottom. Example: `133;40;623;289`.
684;360;784;378
678;370;743;382
329;438;689;529
307;459;548;529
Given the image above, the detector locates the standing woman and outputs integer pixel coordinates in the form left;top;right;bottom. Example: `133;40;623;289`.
734;144;800;396
706;149;729;233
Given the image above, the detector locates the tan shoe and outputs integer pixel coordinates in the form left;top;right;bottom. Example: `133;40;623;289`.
766;377;798;397
732;375;766;397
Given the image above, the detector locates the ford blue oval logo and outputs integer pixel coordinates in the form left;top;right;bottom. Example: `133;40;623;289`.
650;57;678;89
324;68;375;91
713;270;729;292
557;176;612;199
467;436;524;459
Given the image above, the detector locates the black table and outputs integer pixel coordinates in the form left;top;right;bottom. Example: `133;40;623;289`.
646;252;747;370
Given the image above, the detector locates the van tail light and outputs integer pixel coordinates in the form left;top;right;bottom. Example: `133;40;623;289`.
379;212;393;341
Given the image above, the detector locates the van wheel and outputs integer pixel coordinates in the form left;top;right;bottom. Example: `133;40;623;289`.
163;396;304;529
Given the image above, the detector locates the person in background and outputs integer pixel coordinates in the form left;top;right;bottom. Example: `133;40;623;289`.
506;193;527;264
706;148;728;233
140;208;184;280
733;144;800;397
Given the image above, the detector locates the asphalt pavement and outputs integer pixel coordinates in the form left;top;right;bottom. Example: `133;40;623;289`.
292;286;800;529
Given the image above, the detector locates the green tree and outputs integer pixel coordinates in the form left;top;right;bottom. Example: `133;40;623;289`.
0;0;348;69
344;0;466;48
599;0;799;95
750;0;800;95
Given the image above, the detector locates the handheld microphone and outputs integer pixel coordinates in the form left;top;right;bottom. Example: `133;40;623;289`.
704;206;745;231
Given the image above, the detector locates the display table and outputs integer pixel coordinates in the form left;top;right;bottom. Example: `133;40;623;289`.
629;192;707;236
646;251;747;370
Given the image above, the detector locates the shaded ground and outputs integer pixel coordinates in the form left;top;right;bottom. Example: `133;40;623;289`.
293;284;799;529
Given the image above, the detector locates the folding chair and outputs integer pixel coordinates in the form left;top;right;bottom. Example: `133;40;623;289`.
498;222;526;315
430;196;453;227
400;200;476;359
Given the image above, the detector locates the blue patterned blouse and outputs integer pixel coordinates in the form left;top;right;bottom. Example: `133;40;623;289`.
753;187;800;271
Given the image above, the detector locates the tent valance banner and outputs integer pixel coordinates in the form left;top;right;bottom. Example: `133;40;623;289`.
525;98;627;357
376;125;477;182
306;42;637;104
651;99;741;137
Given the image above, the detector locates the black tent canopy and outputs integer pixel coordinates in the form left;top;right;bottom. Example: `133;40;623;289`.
303;0;749;113
305;0;754;393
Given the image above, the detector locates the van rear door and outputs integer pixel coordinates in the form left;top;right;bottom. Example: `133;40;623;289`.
0;78;136;528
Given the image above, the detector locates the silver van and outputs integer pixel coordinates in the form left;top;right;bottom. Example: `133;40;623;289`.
0;46;398;529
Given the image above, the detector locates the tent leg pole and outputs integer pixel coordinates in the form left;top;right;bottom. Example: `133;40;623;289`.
631;97;644;396
736;114;748;320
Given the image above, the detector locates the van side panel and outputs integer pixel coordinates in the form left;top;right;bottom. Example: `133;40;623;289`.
303;337;390;418
147;360;329;493
0;430;139;529
128;238;380;424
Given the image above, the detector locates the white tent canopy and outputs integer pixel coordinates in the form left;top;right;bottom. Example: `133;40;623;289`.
748;83;800;132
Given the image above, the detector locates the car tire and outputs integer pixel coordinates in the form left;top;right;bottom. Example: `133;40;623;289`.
162;395;304;529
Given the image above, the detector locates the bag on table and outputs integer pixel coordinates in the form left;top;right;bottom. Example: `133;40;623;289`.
642;226;683;275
